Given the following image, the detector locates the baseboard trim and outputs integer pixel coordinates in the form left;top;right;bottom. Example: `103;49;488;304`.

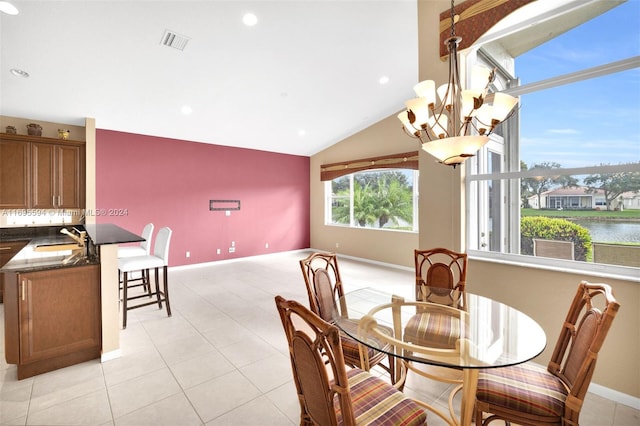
101;349;122;363
169;249;310;271
589;382;640;409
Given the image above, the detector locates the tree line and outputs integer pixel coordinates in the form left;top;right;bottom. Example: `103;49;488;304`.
521;161;640;210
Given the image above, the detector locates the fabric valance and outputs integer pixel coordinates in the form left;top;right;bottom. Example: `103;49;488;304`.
320;151;419;181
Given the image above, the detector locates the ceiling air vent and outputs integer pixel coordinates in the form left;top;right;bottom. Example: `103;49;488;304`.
160;30;190;51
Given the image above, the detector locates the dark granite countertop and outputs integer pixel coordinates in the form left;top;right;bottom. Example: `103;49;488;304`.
0;225;79;242
84;224;144;245
0;224;143;273
1;235;98;273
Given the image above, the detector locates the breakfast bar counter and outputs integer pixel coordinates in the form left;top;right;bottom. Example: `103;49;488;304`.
1;223;144;378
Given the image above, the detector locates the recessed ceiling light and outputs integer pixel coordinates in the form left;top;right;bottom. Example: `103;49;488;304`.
10;68;29;78
298;130;306;137
181;106;192;115
0;1;19;15
379;76;390;85
243;13;258;26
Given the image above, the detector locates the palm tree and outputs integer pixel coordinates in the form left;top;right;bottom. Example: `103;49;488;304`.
374;177;413;228
352;181;377;227
332;181;377;227
332;170;414;228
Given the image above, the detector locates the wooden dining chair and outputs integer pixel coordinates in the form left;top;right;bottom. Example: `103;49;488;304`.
408;247;469;344
402;248;469;397
475;281;620;426
414;248;468;305
299;252;397;383
274;296;428;426
359;294;471;425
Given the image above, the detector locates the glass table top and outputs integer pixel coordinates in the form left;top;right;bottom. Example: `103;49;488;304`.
333;287;547;369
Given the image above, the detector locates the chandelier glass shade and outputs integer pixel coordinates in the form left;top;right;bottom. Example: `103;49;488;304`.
398;1;519;167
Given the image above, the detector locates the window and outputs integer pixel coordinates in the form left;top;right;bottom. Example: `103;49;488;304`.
467;2;640;272
326;169;419;232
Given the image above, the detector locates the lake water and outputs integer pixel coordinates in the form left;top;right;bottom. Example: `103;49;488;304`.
571;220;640;244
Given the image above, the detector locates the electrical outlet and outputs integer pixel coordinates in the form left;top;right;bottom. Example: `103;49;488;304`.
229;247;235;253
265;242;269;249
231;241;235;247
186;251;190;258
216;248;221;255
336;243;340;248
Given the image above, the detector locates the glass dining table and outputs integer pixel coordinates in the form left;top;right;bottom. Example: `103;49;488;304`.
332;287;547;426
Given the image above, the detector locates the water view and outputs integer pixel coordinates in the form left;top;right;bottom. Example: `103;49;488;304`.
571;220;640;244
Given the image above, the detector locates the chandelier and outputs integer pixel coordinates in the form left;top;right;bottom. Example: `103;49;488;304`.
398;0;518;167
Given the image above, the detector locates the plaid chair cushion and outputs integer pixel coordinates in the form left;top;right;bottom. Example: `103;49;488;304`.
335;368;427;425
335;318;393;366
476;362;568;419
404;311;465;349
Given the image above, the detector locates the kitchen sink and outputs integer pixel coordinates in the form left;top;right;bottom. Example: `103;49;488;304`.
33;243;83;252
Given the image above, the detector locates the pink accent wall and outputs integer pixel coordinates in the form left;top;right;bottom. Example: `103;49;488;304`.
95;130;310;266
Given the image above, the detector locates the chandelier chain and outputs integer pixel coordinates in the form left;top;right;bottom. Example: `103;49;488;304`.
450;0;456;38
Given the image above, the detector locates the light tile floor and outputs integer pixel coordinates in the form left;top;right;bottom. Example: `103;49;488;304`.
0;250;638;425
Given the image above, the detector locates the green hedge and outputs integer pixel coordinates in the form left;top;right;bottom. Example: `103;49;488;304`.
521;216;592;261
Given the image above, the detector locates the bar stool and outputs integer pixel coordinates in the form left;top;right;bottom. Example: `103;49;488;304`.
118;223;154;258
118;227;172;328
118;223;154;293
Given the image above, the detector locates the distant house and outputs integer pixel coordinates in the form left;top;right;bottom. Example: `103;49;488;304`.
620;191;640;210
528;187;608;210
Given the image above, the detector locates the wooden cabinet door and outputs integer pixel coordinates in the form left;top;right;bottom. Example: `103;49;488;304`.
56;144;83;209
30;142;56;209
1;134;85;210
0;240;28;303
0;138;30;209
18;265;101;364
31;142;84;209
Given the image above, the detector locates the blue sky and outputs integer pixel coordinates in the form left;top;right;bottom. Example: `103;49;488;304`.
516;0;640;169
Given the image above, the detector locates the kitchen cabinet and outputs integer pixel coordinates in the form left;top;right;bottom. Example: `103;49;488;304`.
0;240;28;303
0;137;30;209
3;264;101;379
31;141;84;209
0;133;85;210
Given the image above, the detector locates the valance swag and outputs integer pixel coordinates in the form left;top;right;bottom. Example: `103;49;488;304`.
320;151;419;181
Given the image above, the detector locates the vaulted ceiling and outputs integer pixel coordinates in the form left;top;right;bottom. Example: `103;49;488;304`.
0;0;619;157
1;1;418;156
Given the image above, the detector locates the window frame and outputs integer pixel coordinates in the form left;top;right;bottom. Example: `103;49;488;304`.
465;49;640;281
324;168;420;233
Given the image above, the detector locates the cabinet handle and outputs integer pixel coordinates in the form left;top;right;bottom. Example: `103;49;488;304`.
0;246;11;251
21;280;26;301
58;195;61;206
